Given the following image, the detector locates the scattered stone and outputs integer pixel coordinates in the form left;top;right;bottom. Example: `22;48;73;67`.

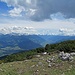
31;65;35;68
69;56;73;61
68;68;71;71
47;56;55;63
9;64;13;67
32;60;39;62
48;58;54;62
42;52;47;55
36;65;39;67
39;57;44;60
69;65;73;69
38;62;43;66
46;59;51;63
24;60;29;62
48;63;51;68
70;52;75;56
36;70;39;72
33;70;39;75
61;72;65;75
43;69;47;71
0;68;4;72
48;53;51;55
35;55;41;58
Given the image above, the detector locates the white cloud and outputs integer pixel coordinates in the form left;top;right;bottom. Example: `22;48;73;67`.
0;26;38;35
1;0;75;36
0;17;75;35
26;0;31;4
1;0;37;18
25;9;37;17
50;12;65;20
59;28;73;32
1;14;8;16
59;28;75;36
9;6;25;17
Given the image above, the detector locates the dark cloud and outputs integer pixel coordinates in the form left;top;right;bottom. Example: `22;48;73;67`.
31;0;75;21
1;0;75;21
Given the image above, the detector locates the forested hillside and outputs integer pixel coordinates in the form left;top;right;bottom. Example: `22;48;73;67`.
0;40;75;63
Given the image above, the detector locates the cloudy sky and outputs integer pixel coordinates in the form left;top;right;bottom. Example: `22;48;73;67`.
0;0;75;35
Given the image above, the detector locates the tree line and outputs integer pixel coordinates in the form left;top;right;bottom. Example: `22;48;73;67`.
0;40;75;63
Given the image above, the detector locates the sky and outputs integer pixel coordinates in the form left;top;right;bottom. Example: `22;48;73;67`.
0;0;75;35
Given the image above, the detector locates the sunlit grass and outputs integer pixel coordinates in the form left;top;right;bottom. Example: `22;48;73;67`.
0;53;75;75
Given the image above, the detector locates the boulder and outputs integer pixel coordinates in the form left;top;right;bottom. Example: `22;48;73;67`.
58;51;73;61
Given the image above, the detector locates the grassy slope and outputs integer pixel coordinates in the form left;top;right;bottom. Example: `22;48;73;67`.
0;53;75;75
1;40;75;63
0;40;75;75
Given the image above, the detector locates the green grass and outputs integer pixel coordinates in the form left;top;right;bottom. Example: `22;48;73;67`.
0;53;75;75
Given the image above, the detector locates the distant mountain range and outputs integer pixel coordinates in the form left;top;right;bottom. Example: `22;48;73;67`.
0;34;43;57
0;26;75;57
39;35;75;44
0;34;75;57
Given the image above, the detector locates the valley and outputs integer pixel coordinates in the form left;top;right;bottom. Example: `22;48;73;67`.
0;34;75;57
